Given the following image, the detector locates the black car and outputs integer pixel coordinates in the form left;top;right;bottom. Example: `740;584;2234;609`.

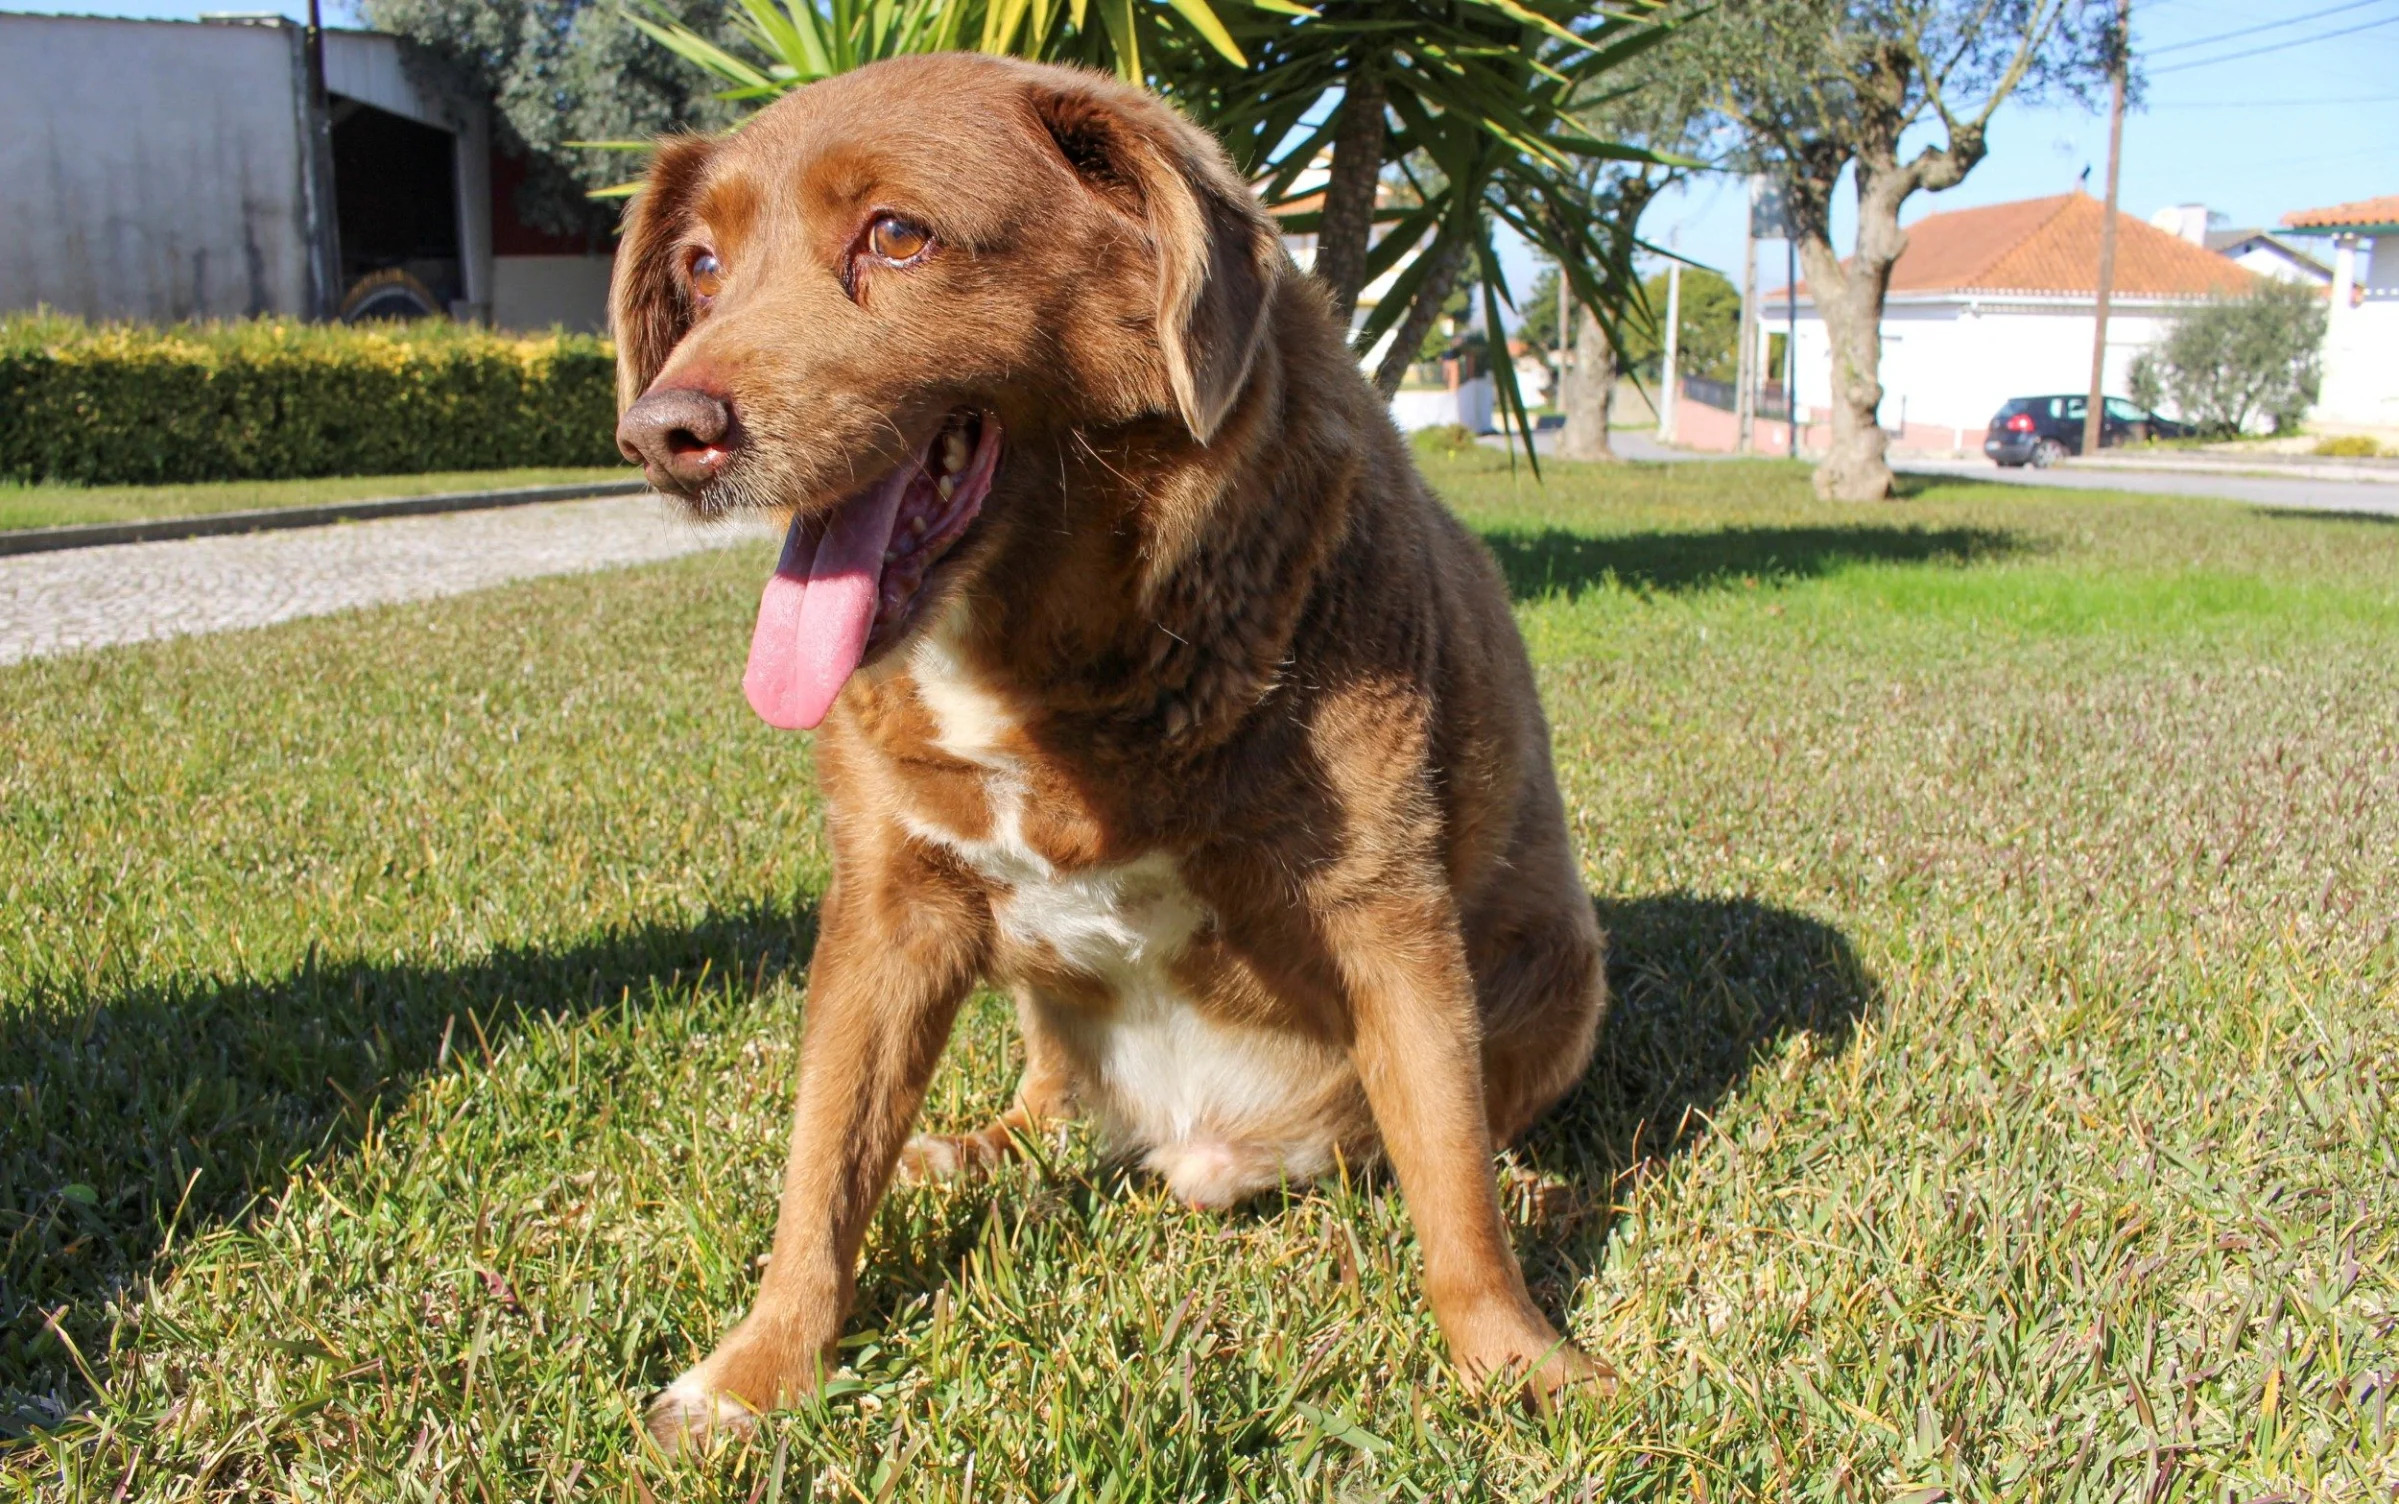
1984;394;2190;467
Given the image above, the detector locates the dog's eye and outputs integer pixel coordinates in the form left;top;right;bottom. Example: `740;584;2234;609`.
867;215;932;265
687;251;724;301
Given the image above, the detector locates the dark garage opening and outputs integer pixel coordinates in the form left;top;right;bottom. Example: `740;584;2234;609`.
329;98;461;319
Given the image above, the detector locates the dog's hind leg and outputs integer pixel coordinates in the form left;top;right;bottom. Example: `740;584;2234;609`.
1472;908;1607;1149
899;985;1076;1182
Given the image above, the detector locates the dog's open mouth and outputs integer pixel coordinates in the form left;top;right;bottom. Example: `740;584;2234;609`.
742;409;1002;730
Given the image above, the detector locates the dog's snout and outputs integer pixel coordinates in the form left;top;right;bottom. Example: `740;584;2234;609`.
618;386;738;493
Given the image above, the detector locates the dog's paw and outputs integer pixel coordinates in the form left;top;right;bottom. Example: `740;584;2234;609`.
897;1131;971;1182
645;1371;761;1454
1455;1323;1620;1411
1522;1340;1620;1412
898;1127;1018;1183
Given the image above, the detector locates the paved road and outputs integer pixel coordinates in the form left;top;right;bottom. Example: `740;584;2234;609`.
1892;456;2399;518
1527;430;2399;519
0;493;767;666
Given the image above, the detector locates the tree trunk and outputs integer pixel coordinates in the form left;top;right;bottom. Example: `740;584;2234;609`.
1372;234;1471;399
1804;242;1891;499
1556;306;1617;461
1779;88;1982;501
1797;170;1909;501
1312;52;1386;330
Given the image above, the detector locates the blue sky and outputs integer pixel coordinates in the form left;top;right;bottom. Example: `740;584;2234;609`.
25;0;2398;310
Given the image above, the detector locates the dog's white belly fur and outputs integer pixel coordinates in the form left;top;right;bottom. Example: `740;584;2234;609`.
903;612;1348;1205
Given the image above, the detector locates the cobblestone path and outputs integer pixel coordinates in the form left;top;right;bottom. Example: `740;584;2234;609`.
0;495;767;666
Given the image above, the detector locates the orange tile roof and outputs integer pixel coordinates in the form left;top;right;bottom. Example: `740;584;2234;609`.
1781;192;2256;301
2281;194;2399;230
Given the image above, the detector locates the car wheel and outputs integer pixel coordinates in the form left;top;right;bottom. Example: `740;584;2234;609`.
2031;438;2069;469
340;269;442;324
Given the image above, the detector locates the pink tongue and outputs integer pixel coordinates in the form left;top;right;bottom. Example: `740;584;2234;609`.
742;464;912;730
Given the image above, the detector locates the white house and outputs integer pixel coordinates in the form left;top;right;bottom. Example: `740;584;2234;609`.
2149;204;2331;286
1760;192;2255;450
2277;195;2399;434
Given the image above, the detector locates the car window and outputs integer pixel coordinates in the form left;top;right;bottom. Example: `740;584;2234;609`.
2105;398;2145;421
2064;397;2087;419
2043;398;2062;418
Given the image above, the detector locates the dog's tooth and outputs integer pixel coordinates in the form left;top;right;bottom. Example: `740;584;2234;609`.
942;431;969;473
883;549;897;563
936;475;955;500
909;516;927;535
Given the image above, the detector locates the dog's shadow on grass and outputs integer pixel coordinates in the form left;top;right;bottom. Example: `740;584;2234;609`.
1509;893;1876;1291
1479;523;2021;600
5;888;1868;1429
0;901;818;1432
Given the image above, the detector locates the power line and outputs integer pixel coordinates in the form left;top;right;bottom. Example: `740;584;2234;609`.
2145;92;2399;107
2150;11;2399;73
2143;0;2391;55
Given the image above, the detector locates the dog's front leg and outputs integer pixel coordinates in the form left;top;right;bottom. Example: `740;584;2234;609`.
1328;883;1611;1404
647;872;981;1450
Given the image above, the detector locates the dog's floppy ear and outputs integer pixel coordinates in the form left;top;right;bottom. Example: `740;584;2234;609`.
1027;84;1279;444
609;134;718;409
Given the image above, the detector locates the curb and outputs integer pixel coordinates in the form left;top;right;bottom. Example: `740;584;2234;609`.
0;478;653;558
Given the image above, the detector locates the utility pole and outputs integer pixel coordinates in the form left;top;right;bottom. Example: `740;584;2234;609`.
2083;0;2129;459
1786;236;1799;457
1736;183;1760;455
1657;236;1682;444
1555;262;1570;417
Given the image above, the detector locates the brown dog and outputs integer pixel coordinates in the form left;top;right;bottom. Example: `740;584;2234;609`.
610;53;1609;1448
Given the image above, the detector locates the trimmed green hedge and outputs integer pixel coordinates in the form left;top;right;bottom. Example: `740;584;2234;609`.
0;314;620;485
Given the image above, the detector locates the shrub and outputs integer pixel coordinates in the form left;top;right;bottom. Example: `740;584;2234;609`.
2125;280;2326;439
0;313;620;485
2312;434;2388;459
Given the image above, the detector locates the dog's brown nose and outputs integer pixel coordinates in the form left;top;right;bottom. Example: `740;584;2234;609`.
618;386;737;494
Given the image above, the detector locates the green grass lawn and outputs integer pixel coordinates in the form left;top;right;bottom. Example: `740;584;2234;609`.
3;452;2394;1499
0;467;636;533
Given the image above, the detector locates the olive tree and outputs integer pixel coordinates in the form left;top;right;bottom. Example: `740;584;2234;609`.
2129;280;2325;438
1693;0;2118;498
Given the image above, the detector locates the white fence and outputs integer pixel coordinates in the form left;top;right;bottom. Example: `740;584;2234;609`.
1388;377;1495;433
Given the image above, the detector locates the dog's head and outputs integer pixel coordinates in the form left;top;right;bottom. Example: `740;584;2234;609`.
609;54;1282;730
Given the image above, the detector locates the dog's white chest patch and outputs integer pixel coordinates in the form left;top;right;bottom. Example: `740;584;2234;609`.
903;608;1211;978
901;614;1347;1203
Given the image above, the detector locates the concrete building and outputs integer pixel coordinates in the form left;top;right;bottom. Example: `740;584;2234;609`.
0;12;611;332
1755;193;2255;453
2278;195;2399;435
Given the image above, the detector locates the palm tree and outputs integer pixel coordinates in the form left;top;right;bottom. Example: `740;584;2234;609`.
626;0;1684;454
1172;0;1679;430
625;0;1259;99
